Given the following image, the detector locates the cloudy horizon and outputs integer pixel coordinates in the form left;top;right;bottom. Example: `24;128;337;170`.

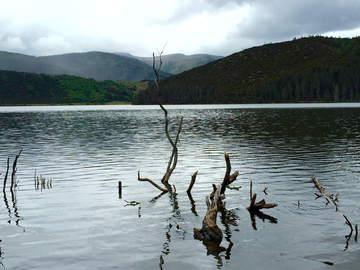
1;0;360;57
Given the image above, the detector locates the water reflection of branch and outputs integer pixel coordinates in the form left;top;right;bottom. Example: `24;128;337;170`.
249;210;277;230
3;189;22;227
149;191;167;204
3;191;11;219
159;255;164;270
169;192;181;219
344;214;354;251
187;192;198;216
0;247;4;270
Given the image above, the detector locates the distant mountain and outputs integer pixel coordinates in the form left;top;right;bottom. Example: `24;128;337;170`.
134;53;223;75
0;51;171;81
133;36;360;104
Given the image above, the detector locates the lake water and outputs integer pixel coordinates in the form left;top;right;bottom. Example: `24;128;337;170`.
0;104;360;270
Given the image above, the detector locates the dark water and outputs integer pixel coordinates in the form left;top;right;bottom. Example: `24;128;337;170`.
0;104;359;270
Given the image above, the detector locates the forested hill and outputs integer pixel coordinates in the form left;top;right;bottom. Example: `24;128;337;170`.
0;70;144;105
0;51;171;81
133;36;360;104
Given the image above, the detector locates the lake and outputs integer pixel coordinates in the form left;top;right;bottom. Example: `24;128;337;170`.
0;103;359;269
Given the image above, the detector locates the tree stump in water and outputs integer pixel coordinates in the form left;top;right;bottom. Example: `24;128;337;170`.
247;193;278;212
194;185;223;245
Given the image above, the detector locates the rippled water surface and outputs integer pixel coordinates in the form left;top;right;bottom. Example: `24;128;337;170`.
0;104;360;270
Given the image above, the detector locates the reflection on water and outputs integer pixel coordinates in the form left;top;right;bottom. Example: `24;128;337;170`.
0;104;360;269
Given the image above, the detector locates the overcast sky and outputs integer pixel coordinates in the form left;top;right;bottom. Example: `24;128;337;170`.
1;0;360;57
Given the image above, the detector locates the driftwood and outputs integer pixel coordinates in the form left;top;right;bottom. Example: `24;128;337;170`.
3;149;22;192
194;153;239;244
137;45;182;193
311;176;357;250
2;157;10;192
10;149;22;191
187;171;198;194
247;193;278;211
194;185;223;244
311;176;339;211
210;153;239;199
247;180;277;212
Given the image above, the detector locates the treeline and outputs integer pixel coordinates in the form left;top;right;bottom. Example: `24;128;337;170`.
244;64;360;103
133;36;360;104
0;70;134;105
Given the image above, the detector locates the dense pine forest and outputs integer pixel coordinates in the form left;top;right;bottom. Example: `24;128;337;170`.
0;70;138;105
133;36;360;104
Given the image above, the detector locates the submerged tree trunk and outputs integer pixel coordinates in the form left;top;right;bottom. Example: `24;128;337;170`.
194;185;223;244
194;153;239;244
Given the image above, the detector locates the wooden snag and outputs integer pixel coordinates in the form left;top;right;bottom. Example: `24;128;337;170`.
3;157;10;192
137;47;182;193
210;152;239;200
138;171;168;193
311;176;357;248
10;149;22;192
247;193;278;212
194;185;223;244
311;176;338;211
118;181;122;198
187;171;198;194
247;181;277;212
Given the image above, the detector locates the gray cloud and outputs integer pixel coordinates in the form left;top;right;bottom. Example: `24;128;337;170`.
211;0;360;55
1;0;360;57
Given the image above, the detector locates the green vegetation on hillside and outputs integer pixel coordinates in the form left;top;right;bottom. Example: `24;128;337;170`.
0;70;147;105
133;36;360;104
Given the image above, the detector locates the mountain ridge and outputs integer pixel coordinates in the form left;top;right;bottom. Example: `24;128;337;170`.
133;36;360;104
0;51;222;81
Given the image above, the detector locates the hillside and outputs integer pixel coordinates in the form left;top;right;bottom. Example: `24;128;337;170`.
134;53;223;75
0;51;171;81
0;70;148;105
133;36;360;104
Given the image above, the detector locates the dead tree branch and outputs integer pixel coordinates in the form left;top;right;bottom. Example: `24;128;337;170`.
10;149;22;192
247;181;277;212
311;176;338;211
3;157;10;192
194;153;239;244
138;171;168;192
220;153;231;195
210;153;239;200
194;185;223;244
247;193;278;211
138;45;182;193
187;171;198;194
311;176;356;249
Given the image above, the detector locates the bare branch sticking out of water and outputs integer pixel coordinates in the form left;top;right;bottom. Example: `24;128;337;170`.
246;181;277;212
137;45;182;193
247;193;278;212
34;170;52;191
210;153;239;200
137;171;168;193
124;200;140;206
187;171;198;194
311;176;356;249
10;149;22;192
2;157;10;192
311;176;338;211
